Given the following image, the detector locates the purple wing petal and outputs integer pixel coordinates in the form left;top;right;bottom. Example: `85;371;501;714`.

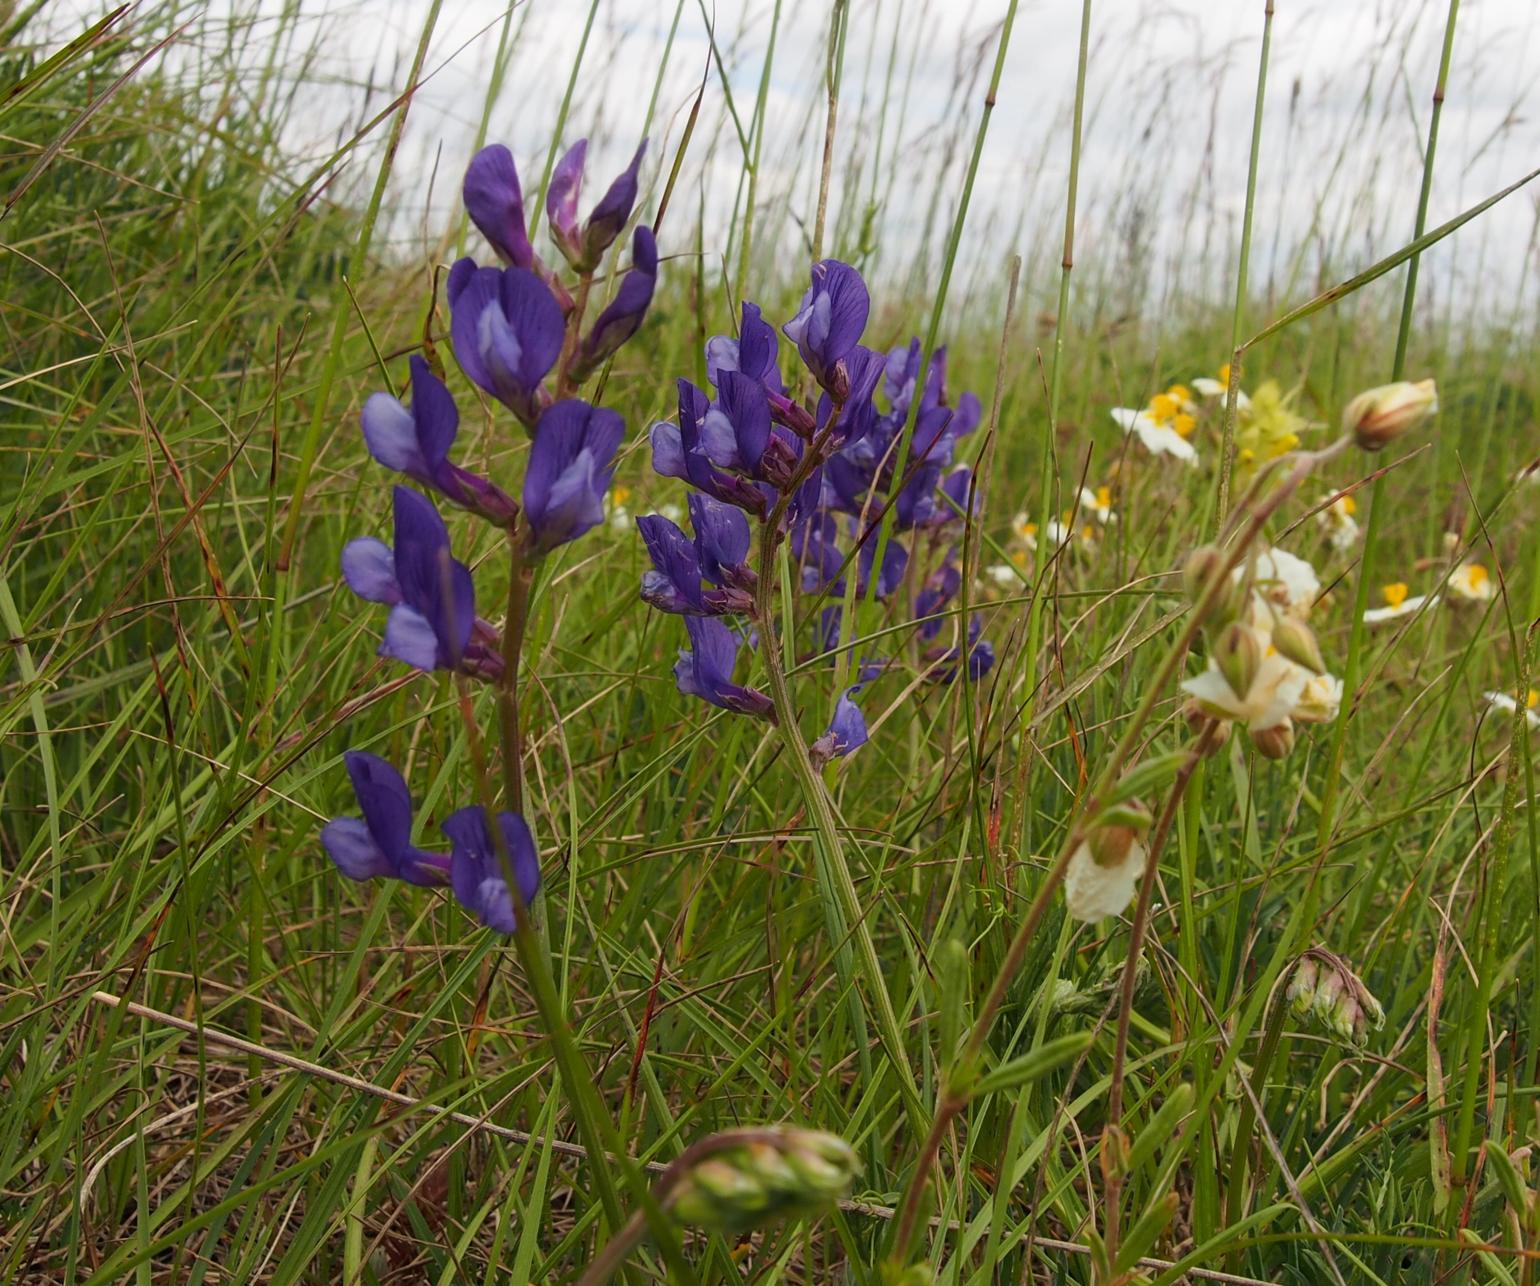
825;687;868;756
407;354;459;471
343;750;415;861
381;605;442;672
322;816;394;881
360;392;428;480
341;537;400;604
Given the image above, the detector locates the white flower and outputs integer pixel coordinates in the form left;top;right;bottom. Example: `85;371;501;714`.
1362;582;1437;625
608;505;631;531
1192;365;1251;410
1293;672;1344;724
1237;546;1320;617
1010;511;1039;550
1064;837;1146;922
1483;689;1540;729
659;502;684;524
986;563;1019;587
1317;495;1360;553
1112;406;1198;465
1078;485;1116;524
1446;563;1495;603
1181;625;1308;731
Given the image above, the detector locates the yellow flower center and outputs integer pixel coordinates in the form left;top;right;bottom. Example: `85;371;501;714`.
1166;383;1192;403
1217;363;1231;386
1172;412;1196;439
1081;525;1095;542
1528;689;1539;709
1381;582;1409;608
1148;393;1179;423
1464;563;1488;587
1269;432;1300;458
1096;485;1112;509
1338;495;1357;516
1010;548;1028;567
610;485;632;507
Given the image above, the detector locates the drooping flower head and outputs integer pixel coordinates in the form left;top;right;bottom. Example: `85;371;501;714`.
442;806;542;932
361;355;516;524
322;751;450;886
674;616;774;719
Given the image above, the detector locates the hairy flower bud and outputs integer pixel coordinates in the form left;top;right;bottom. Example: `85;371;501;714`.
1087;799;1152;869
1182;699;1233;751
1249;719;1295;760
668;1127;859;1235
1270;614;1326;675
1342;378;1438;451
1182;543;1226;614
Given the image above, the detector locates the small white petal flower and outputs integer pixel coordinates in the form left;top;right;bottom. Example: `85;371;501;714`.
1483;689;1540;729
1112;407;1199;465
1064;838;1146;923
1237;547;1320;617
1446;563;1496;603
1181;628;1309;732
1078;485;1116;525
986;563;1018;587
1317;496;1361;553
1293;672;1344;724
659;502;684;524
1362;583;1437;624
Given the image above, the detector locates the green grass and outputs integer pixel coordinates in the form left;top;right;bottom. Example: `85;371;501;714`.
3;2;1540;1283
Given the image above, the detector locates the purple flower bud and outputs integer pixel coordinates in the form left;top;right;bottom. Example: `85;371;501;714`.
925;616;995;684
545;138;648;271
811;686;868;765
447;259;565;430
674;616;774;719
522;399;625;554
783;260;870;398
442;806;541;932
570;225;657;381
344;487;477;675
463;144;534;270
322;751;450;887
361;355;518;524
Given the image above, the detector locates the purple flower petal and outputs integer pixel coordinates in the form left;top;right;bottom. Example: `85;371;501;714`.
463;144;534;269
523;400;624;553
342;537;400;604
321;816;393;881
380;604;442;671
582;140;646;262
443;806;541;932
546;138;587;260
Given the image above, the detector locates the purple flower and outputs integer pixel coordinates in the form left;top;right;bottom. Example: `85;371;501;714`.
546;138;647;271
925;616;996;684
637;495;754;615
570;225;657;381
342;486;482;675
810;686;868;765
522;399;625;554
447;258;565;429
706;302;784;396
650;379;770;516
673;616;774;719
321;751;450;887
360;355;517;524
701;370;770;472
783;260;870;399
442;806;541;932
463;144;535;270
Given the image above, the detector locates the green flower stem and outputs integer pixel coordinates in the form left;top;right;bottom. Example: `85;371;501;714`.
498;537;534;814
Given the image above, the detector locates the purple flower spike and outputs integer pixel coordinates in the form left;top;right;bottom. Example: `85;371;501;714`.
443;806;541;933
343;486;476;675
523;399;625;554
570;226;657;381
638;496;755;616
545;138;647;271
361;356;517;524
463;144;534;270
674;616;774;719
447;259;564;429
321;751;450;887
811;687;868;765
701;370;771;472
783;260;870;399
652;379;770;517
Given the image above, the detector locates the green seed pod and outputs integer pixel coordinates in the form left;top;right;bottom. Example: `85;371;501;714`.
668;1127;860;1236
1214;621;1262;698
1271;615;1327;675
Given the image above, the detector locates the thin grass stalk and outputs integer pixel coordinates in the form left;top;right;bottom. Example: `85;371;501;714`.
811;0;848;262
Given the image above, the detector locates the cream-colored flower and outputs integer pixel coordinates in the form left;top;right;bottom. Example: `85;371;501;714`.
1317;495;1360;553
1343;379;1438;451
1010;511;1039;550
1236;546;1320;617
986;562;1018;588
1483;688;1540;729
1293;672;1344;724
1181;625;1308;732
1064;837;1146;923
607;484;634;531
1447;562;1495;603
1362;581;1436;624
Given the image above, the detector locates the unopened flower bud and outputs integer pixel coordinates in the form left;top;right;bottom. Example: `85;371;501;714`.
1342;378;1437;451
1214;621;1262;698
1182;699;1234;750
1249;719;1295;760
1088;800;1152;870
1270;615;1326;675
668;1127;859;1235
1285;948;1385;1046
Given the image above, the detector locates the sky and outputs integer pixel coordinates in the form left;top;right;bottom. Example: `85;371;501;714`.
47;0;1540;323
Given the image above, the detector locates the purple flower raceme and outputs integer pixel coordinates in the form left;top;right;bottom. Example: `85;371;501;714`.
322;752;450;886
783;260;871;400
522;399;625;555
361;355;517;524
547;139;647;271
442;806;542;932
342;486;502;680
638;493;756;616
674;616;774;719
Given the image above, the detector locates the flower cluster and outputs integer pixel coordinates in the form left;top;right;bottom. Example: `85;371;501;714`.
325;135;658;929
638;259;994;753
1286;947;1385;1047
